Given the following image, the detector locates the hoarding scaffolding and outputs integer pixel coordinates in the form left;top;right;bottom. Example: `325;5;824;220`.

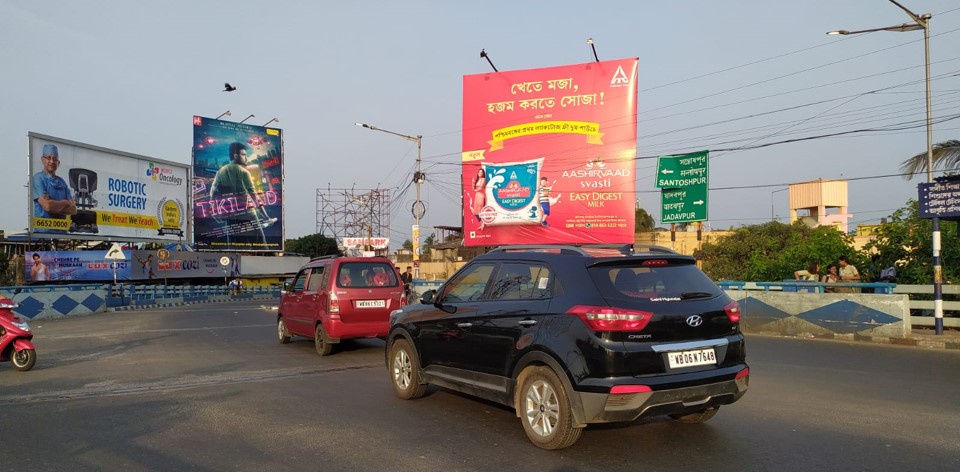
315;186;391;246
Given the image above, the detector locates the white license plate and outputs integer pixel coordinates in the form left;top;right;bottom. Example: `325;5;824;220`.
667;348;717;368
356;300;386;308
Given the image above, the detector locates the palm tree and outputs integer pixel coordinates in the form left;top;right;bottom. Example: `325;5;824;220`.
900;140;960;178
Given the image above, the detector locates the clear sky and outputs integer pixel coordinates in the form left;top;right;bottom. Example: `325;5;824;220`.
2;0;958;247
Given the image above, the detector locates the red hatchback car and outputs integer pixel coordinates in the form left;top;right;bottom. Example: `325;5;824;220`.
277;255;403;355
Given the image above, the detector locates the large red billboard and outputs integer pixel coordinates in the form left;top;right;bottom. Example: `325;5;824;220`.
461;58;638;246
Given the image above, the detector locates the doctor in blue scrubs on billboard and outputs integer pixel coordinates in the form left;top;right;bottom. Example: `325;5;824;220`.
32;144;77;233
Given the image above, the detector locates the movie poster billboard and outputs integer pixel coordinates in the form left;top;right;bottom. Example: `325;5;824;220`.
27;133;189;241
24;250;240;283
461;58;639;246
192;116;283;252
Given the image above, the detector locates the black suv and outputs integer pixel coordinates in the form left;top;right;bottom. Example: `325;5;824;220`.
386;245;748;450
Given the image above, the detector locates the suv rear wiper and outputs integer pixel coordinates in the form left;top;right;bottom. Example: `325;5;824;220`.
680;291;714;300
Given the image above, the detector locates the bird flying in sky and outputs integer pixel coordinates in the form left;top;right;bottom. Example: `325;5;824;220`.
223;82;237;92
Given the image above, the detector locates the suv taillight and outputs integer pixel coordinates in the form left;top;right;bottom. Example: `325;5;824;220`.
329;292;340;314
566;305;653;332
724;300;740;324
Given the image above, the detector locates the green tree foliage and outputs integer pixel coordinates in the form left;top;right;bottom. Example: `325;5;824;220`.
862;200;960;284
700;221;864;282
899;140;960;177
284;233;340;259
635;208;655;232
402;239;413;251
418;233;437;259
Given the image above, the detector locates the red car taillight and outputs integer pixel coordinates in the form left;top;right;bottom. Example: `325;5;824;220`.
566;305;653;332
724;300;740;324
610;385;652;394
329;292;340;314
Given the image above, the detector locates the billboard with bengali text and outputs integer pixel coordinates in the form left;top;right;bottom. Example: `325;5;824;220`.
461;58;638;246
27;133;189;241
192;116;284;252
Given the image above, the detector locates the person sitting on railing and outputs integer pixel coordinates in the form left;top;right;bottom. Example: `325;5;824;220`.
835;256;861;294
878;266;897;283
822;264;840;293
794;262;820;281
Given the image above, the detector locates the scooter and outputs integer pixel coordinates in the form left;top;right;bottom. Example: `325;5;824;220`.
0;297;36;371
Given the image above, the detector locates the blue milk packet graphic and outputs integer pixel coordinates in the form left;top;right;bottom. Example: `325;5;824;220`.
480;158;544;226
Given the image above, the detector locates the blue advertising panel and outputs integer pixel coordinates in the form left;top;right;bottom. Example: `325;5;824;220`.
192;116;283;251
26;250;241;282
25;251;132;282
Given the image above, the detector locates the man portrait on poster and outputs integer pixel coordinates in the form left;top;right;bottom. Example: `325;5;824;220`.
32;144;77;233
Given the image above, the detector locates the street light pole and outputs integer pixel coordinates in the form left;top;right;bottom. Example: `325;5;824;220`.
828;1;942;334
355;122;424;278
771;187;788;222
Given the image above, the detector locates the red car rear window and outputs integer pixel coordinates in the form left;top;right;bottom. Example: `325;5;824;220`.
590;263;721;300
337;262;400;288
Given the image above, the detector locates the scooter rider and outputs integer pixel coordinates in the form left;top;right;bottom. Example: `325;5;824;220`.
400;266;414;304
0;297;37;371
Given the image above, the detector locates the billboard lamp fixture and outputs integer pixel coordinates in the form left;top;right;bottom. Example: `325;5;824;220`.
263;118;279;127
239;114;255;124
587;38;599;62
216;110;231;120
480;49;498;72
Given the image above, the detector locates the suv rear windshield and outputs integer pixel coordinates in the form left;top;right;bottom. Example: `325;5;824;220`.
337;262;400;288
589;261;722;301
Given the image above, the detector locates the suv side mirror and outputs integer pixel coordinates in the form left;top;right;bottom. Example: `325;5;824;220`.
420;289;436;305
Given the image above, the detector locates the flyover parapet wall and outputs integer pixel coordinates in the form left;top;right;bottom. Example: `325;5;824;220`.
0;284;280;319
725;290;910;338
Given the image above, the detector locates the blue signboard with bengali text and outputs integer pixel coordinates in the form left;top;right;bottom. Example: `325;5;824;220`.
918;179;960;219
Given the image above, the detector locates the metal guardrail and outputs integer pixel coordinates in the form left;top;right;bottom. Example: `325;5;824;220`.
893;284;960;328
111;284;279;306
718;280;897;293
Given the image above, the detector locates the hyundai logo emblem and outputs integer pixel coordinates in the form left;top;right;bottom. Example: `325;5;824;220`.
686;315;703;327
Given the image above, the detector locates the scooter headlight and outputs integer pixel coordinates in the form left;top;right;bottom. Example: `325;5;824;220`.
0;301;18;309
12;320;30;332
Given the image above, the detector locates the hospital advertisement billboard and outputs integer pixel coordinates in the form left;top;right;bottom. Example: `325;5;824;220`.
192;116;284;252
461;58;639;246
27;133;189;241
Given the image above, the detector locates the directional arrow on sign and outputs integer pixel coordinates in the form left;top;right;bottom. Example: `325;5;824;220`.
661;169;674;174
661;185;708;223
105;243;126;260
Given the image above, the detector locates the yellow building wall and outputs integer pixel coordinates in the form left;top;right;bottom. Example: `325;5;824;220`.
634;231;732;256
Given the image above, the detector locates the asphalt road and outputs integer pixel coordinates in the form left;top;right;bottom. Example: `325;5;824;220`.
1;301;958;471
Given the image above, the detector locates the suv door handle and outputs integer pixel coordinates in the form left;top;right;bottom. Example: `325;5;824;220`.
456;322;473;328
517;320;537;327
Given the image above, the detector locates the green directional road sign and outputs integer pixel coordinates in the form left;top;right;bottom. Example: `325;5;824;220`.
661;184;708;224
655;150;709;189
656;151;709;223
